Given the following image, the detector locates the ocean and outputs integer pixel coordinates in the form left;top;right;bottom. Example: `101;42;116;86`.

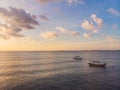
0;51;120;90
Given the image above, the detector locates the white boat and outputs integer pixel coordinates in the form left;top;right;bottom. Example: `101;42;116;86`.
74;56;82;60
88;61;106;67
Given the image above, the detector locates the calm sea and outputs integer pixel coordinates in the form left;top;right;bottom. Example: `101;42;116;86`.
0;51;120;90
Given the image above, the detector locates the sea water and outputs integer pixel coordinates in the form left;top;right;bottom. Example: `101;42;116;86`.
0;51;120;90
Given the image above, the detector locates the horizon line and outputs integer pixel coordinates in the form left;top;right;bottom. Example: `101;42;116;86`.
0;50;120;52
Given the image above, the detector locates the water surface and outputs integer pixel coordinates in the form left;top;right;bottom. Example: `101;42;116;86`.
0;51;120;90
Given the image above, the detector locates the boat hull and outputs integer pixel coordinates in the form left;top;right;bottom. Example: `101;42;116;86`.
88;63;106;67
74;57;82;60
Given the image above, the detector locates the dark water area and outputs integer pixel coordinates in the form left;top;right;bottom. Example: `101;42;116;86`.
0;51;120;90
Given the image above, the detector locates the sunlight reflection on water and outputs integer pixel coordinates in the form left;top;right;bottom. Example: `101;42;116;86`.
0;51;120;90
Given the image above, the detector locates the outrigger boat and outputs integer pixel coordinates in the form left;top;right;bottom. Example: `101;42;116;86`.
88;61;106;67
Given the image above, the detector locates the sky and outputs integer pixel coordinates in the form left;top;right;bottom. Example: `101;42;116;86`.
0;0;120;51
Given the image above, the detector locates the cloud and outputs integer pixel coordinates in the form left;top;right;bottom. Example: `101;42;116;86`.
37;0;85;5
70;31;79;36
93;29;98;33
83;33;92;38
107;36;119;43
32;15;37;19
81;20;95;31
37;0;62;3
0;34;9;40
40;14;49;21
81;14;103;33
0;23;24;38
56;26;69;33
6;27;24;37
66;0;85;5
40;31;58;39
108;8;120;16
56;26;79;37
91;14;103;28
0;7;39;39
40;27;79;40
0;7;39;29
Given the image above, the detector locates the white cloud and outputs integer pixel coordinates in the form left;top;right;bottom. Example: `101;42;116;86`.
83;33;92;38
91;14;103;28
70;31;79;36
37;0;62;3
108;8;120;16
81;20;95;31
40;31;58;39
81;14;103;33
93;29;98;33
106;36;120;45
56;26;79;37
56;26;69;33
66;0;85;5
107;36;119;43
37;0;85;5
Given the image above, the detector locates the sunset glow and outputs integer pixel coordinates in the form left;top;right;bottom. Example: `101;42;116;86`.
0;0;120;51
